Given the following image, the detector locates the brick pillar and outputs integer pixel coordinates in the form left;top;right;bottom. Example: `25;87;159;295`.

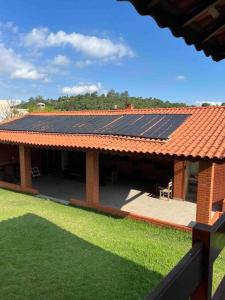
19;145;32;189
173;160;186;200
86;151;99;204
196;161;215;225
222;199;225;212
212;162;225;204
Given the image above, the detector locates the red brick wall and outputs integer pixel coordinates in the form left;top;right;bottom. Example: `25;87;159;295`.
19;145;32;188
196;161;214;224
212;162;225;204
173;160;186;200
86;151;99;204
222;199;225;212
0;180;38;194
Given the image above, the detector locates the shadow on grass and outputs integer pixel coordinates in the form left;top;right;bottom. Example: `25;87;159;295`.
0;214;162;300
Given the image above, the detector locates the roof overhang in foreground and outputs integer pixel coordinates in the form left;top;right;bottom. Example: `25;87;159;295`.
120;0;225;62
0;107;224;160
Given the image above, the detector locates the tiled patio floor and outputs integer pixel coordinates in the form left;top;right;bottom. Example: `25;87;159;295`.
100;182;196;227
33;175;196;227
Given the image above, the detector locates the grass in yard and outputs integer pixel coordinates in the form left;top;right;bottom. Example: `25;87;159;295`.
0;189;224;299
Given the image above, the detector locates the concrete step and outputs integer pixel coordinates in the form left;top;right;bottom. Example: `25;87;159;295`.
37;194;70;205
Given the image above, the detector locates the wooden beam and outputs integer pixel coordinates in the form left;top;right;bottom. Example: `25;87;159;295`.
202;23;225;44
192;214;225;299
125;0;219;24
187;20;225;49
191;224;213;300
183;0;220;27
145;0;160;9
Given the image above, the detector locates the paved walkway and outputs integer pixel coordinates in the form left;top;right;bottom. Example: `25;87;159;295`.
33;175;196;227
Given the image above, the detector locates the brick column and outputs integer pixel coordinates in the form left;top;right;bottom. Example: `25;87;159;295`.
212;162;225;204
222;199;225;212
19;145;32;189
196;161;215;224
86;151;99;204
173;160;186;200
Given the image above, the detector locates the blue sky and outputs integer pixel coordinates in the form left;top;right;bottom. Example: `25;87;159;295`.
0;0;225;105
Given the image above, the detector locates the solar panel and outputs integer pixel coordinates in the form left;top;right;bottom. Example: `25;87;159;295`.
0;114;190;140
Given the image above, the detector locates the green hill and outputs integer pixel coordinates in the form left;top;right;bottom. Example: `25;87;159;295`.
18;91;188;112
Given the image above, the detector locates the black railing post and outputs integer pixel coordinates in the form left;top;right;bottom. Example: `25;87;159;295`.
191;224;213;300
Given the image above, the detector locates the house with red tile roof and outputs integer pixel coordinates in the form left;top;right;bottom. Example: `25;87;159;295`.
0;105;224;228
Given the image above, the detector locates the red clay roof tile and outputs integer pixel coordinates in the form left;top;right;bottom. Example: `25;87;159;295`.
0;106;224;160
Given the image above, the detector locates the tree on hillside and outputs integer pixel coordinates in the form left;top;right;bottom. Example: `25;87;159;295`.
120;91;129;98
0;100;23;120
201;103;211;107
107;90;119;98
17;90;188;112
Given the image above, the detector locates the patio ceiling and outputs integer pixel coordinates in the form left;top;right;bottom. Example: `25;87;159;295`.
120;0;225;61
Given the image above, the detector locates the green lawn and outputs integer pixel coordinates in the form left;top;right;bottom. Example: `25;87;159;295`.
0;189;224;300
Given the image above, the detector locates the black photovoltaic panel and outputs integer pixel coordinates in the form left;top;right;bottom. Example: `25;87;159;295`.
0;114;190;140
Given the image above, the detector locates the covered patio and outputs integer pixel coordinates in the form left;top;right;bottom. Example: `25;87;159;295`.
33;173;196;227
0;141;221;229
26;147;197;227
100;179;196;227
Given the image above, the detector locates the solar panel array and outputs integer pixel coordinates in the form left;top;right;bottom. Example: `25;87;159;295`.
0;114;190;140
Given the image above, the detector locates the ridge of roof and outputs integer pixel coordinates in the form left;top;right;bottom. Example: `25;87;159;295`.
0;106;224;124
28;106;225;116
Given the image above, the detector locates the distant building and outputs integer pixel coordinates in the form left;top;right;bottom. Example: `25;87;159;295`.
0;99;27;121
37;102;46;110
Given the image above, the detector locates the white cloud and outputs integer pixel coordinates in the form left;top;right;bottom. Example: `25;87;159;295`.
75;59;93;68
0;21;18;33
24;28;134;61
0;43;30;73
62;82;103;95
11;68;45;80
24;27;48;47
0;43;46;81
176;75;186;81
52;54;70;66
196;101;222;106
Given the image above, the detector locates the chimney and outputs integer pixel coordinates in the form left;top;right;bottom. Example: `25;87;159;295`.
125;103;134;110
